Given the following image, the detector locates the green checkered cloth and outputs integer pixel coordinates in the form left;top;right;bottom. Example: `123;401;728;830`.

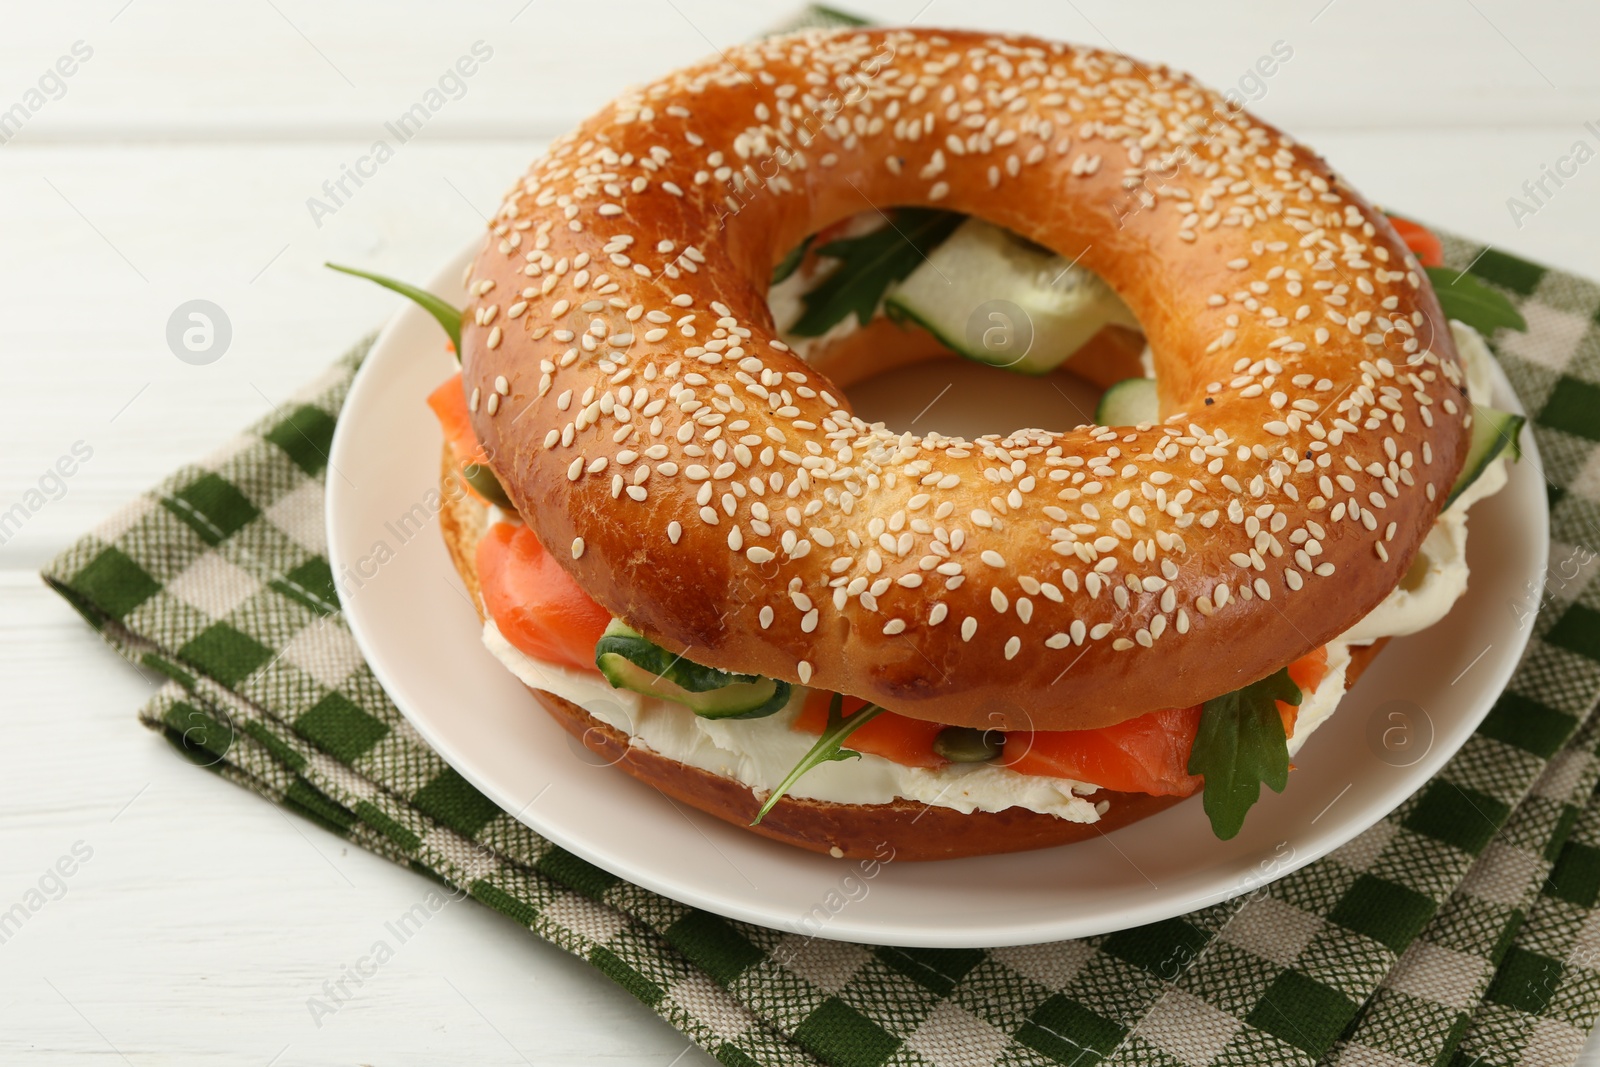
39;13;1600;1065
40;237;1600;1067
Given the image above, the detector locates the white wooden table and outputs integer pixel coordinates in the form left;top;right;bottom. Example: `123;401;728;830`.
3;1;1597;1062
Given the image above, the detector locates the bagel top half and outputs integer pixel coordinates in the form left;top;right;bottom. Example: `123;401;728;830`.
459;27;1469;732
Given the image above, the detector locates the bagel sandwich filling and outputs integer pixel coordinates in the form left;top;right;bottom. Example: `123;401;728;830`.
334;27;1529;854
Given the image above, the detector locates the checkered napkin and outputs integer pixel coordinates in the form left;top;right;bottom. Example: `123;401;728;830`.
39;17;1600;1067
37;239;1600;1067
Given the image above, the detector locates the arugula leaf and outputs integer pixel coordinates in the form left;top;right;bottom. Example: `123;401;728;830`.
1186;668;1301;840
787;209;963;337
808;4;873;26
326;263;463;355
1425;266;1528;337
751;693;884;825
770;235;814;286
327;263;518;506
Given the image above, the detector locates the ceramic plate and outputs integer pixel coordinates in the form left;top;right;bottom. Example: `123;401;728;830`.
327;243;1548;947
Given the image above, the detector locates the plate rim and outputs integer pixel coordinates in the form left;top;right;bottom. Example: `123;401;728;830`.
327;239;1550;947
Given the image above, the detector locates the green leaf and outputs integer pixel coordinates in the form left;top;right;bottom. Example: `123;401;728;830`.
326;263;463;355
787;209;962;337
1425;266;1528;337
326;264;511;503
808;4;874;26
596;621;768;693
1187;668;1301;840
770;235;814;286
751;693;883;825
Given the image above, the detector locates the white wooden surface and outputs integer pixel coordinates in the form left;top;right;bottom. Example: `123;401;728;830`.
3;1;1598;1062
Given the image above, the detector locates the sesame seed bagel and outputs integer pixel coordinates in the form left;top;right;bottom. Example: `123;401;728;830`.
461;27;1468;732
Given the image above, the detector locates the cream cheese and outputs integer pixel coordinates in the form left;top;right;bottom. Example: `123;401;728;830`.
1337;321;1506;645
474;322;1511;822
1286;641;1351;759
483;619;1101;821
486;611;1348;820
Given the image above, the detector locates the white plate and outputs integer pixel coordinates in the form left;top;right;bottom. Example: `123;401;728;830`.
327;243;1548;948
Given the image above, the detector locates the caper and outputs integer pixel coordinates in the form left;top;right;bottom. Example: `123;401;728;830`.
933;725;1004;763
463;461;516;510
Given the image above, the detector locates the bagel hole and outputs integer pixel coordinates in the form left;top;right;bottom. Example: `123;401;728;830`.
844;333;1112;439
767;210;1150;437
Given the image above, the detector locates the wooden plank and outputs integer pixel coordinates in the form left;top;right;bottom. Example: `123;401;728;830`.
0;0;1593;144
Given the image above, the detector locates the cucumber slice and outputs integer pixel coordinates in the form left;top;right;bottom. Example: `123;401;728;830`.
883;218;1140;375
1091;376;1519;506
1095;377;1158;427
461;460;514;509
932;726;1004;763
1089;381;1520;502
1089;379;1521;504
593;621;792;719
1446;405;1525;508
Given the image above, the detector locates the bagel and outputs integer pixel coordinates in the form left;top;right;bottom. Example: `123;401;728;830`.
438;450;1389;859
459;26;1468;733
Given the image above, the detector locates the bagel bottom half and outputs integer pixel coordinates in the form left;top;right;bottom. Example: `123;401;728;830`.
437;450;1388;861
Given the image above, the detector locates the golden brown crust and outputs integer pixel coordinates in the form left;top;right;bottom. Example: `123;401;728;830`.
440;458;1386;859
457;28;1465;732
